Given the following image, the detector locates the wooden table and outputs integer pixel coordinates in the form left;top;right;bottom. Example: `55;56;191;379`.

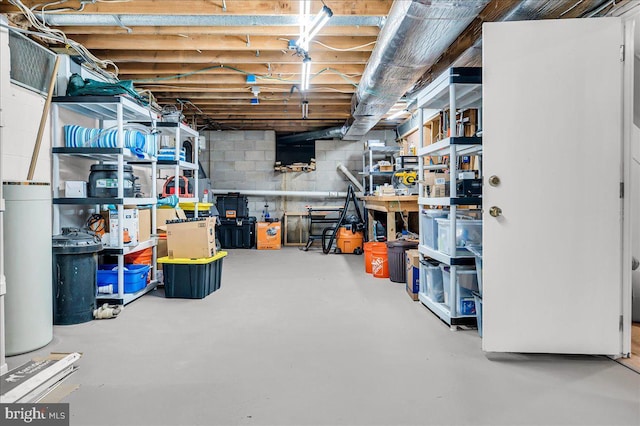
359;195;419;241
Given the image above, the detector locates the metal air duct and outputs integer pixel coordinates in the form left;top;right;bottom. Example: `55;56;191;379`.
342;0;489;140
276;126;346;144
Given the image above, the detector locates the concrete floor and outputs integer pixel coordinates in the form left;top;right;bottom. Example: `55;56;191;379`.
7;247;640;426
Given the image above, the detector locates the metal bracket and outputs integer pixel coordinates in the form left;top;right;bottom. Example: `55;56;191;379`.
620;45;625;62
620;182;624;198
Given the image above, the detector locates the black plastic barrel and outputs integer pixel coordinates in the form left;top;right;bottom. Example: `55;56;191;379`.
387;240;419;283
52;228;102;325
88;164;135;197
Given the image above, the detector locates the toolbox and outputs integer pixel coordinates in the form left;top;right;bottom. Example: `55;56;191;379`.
217;216;256;249
216;192;249;218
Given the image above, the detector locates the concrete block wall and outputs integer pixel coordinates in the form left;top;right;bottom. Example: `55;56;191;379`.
205;129;396;220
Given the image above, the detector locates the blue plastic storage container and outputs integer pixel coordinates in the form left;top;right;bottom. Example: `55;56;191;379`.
97;264;150;294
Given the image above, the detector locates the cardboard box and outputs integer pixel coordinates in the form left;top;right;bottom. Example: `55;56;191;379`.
423;172;450;187
65;181;86;197
166;217;216;259
405;249;420;301
138;208;152;242
156;208;187;231
257;221;281;250
109;208;139;247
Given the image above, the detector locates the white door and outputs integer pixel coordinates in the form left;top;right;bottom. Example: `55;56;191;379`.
483;18;625;355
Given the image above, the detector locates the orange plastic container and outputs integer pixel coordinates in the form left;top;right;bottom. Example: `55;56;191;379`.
371;244;389;278
364;242;385;274
336;228;363;254
125;247;153;282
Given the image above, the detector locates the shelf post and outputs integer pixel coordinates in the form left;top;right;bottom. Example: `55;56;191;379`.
52;103;61;234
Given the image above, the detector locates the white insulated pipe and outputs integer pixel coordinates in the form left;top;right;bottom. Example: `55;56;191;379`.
336;163;365;193
211;189;347;198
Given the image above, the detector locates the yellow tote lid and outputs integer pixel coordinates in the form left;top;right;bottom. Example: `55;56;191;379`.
157;251;227;264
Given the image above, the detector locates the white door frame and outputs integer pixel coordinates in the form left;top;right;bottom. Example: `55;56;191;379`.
614;4;639;357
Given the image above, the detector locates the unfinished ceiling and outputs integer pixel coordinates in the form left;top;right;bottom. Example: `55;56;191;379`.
0;0;632;135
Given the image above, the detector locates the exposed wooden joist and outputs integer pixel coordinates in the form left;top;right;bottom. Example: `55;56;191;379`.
152;92;353;100
169;99;351;106
138;84;357;93
116;63;366;76
88;50;370;64
124;73;359;86
68;34;377;51
57;25;381;37
0;0;393;15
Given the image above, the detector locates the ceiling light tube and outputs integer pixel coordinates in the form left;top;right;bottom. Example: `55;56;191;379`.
301;56;311;91
297;5;332;51
305;6;333;42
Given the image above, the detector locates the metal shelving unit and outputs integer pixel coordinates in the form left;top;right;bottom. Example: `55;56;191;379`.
51;96;159;306
138;121;199;203
361;146;400;194
416;67;483;328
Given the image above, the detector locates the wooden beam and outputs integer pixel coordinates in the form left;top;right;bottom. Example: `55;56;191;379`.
152;92;353;100
89;50;370;64
125;73;359;86
166;99;351;106
196;102;350;116
116;63;365;76
1;1;392;15
67;34;377;51
137;84;357;93
57;25;381;37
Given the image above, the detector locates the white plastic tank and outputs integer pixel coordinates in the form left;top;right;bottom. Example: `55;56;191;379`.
3;182;52;355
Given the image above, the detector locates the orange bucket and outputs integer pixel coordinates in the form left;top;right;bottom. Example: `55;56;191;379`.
125;247;153;282
364;242;385;274
371;244;389;278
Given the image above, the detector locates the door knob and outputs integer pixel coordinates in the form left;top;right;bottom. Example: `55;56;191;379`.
489;206;502;217
488;175;501;187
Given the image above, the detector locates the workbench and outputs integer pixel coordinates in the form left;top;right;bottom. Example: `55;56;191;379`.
359;195;419;241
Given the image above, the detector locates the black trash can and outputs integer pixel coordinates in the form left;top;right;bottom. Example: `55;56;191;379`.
52;228;102;325
387;240;418;283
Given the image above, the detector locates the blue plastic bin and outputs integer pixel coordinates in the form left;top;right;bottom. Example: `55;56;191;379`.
97;264;150;294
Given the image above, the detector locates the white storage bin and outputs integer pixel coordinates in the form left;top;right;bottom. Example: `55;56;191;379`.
420;209;448;249
435;218;482;255
421;261;444;303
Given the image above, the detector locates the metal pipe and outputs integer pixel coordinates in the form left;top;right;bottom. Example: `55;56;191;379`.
276;126;346;144
336;163;364;192
211;189;346;198
343;0;489;140
40;14;385;27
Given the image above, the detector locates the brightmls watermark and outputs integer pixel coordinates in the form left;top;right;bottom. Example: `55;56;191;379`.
1;404;69;425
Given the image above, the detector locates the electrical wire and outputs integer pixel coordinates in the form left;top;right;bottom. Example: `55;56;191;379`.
312;39;377;51
8;0;120;80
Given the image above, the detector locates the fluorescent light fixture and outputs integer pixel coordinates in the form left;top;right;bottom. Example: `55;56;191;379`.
301;100;309;119
300;56;311;91
297;5;333;51
387;109;408;121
